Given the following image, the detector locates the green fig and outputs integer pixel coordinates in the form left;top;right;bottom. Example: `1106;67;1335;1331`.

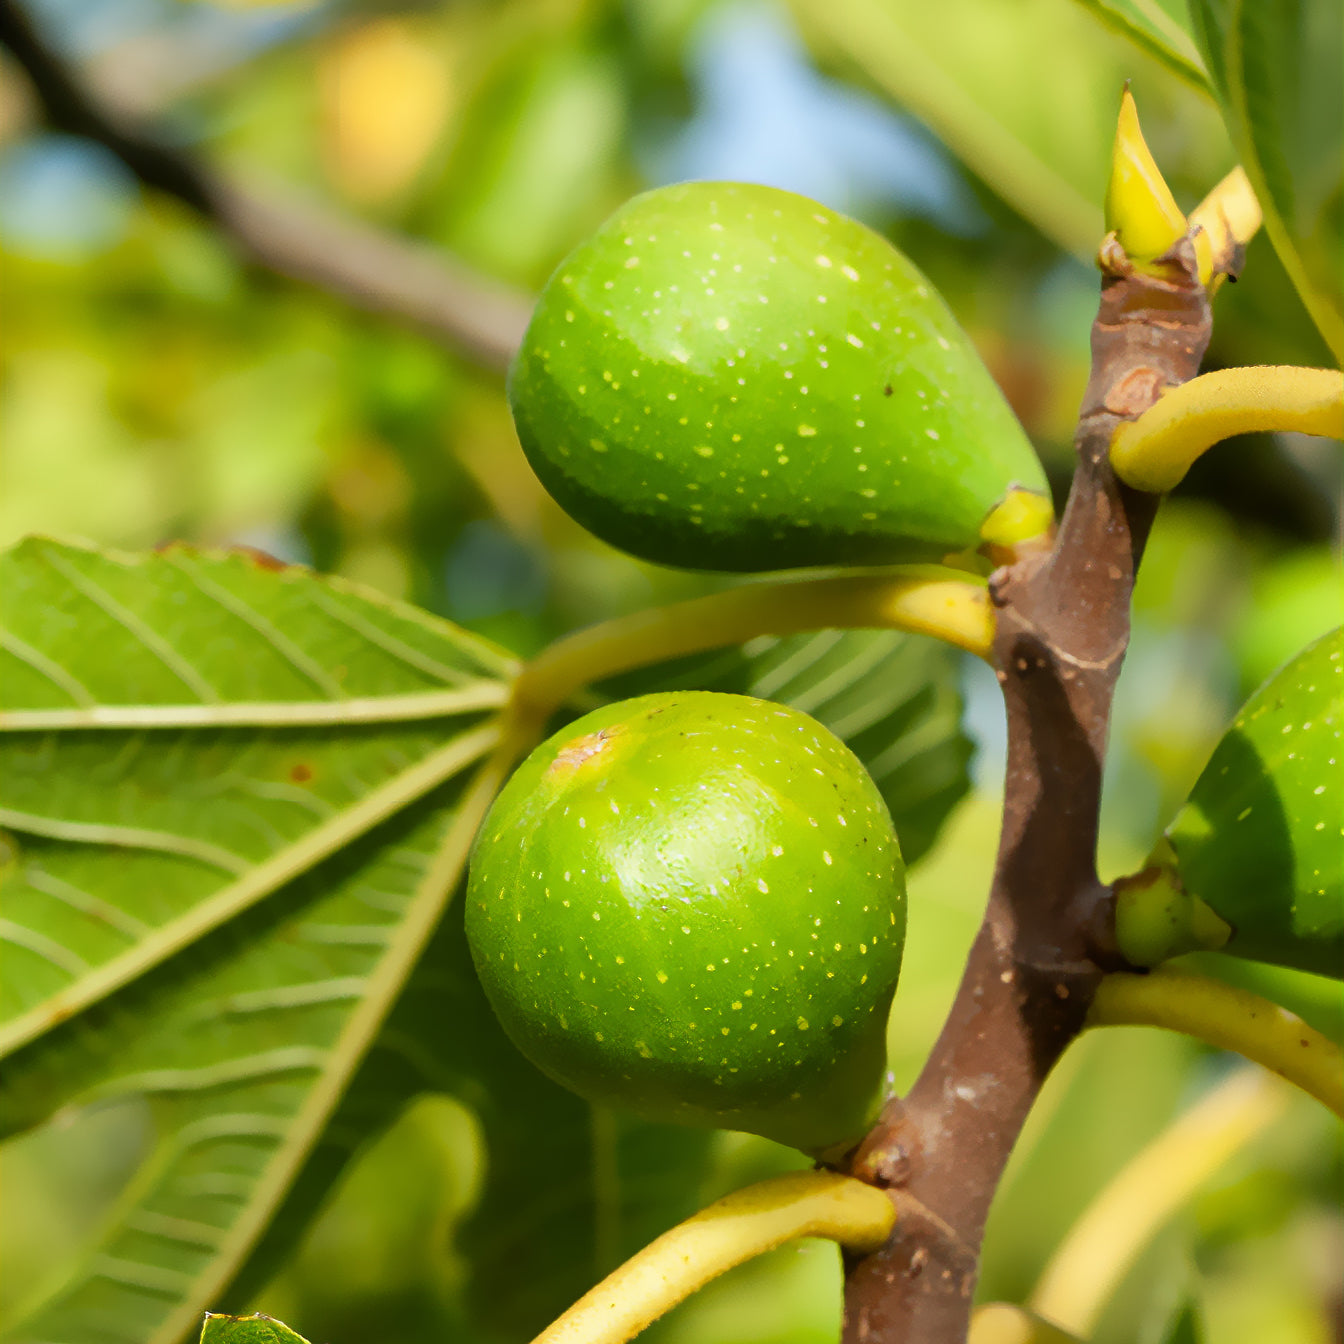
465;691;906;1155
1158;626;1342;978
509;181;1050;572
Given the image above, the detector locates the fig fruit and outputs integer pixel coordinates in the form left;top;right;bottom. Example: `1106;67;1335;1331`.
465;691;906;1154
1162;626;1342;978
509;181;1049;572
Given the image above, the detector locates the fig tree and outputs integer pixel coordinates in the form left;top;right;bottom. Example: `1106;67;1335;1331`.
465;691;906;1155
1161;626;1342;978
509;181;1050;572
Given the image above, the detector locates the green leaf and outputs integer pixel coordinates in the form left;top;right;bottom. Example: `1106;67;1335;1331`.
790;0;1110;256
0;539;515;1343
597;627;973;866
1154;1294;1207;1344
1188;0;1344;360
0;769;496;1344
0;539;513;1061
0;768;499;1344
200;1313;310;1344
1067;0;1210;91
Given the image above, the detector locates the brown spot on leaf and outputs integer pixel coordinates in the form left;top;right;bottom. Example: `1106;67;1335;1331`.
290;763;315;784
228;545;293;573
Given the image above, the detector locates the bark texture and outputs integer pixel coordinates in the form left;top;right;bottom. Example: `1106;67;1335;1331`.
843;240;1214;1343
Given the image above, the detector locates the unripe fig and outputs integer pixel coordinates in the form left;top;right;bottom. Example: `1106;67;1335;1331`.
509;181;1049;572
1163;626;1342;978
465;692;906;1154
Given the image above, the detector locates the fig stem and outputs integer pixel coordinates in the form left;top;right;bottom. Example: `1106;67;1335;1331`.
1086;969;1344;1117
1109;365;1344;493
1027;1066;1287;1339
528;1172;895;1344
969;1303;1080;1343
1112;852;1232;966
511;571;993;726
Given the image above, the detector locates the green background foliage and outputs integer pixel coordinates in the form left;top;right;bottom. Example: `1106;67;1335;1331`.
0;1;1339;1343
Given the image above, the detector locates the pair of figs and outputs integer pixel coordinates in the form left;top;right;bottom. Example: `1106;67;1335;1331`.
467;182;1043;1153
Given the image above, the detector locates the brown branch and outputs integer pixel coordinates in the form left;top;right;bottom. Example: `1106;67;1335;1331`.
843;239;1214;1341
0;0;532;370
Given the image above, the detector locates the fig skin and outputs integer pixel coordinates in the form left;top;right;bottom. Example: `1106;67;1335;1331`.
465;692;906;1154
509;180;1047;572
1167;626;1342;978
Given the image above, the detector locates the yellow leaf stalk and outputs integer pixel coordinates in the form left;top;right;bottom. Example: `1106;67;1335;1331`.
970;1303;1081;1343
530;1172;895;1344
1111;365;1344;493
1088;969;1344;1118
979;488;1055;552
1103;89;1187;270
1028;1068;1287;1338
510;570;996;730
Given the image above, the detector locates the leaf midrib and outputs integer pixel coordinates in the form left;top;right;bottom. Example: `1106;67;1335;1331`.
0;721;502;1061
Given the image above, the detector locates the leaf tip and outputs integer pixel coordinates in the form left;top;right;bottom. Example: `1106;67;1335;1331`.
1105;89;1187;265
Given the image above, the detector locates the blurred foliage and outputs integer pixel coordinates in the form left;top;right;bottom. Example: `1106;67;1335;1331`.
0;1;1339;1343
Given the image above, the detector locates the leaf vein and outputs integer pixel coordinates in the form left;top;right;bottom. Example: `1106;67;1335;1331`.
0;682;510;731
89;1255;195;1297
164;552;344;697
204;977;368;1018
39;546;222;704
0;629;96;708
0;807;250;874
23;865;151;941
303;585;474;685
91;1047;329;1100
0;917;91;976
123;1211;224;1251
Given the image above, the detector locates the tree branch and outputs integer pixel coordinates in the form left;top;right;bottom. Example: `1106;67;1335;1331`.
842;234;1214;1341
0;0;532;370
530;1172;896;1344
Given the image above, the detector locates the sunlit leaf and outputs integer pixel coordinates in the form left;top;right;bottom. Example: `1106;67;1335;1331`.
791;0;1103;256
0;539;513;1062
0;538;515;1343
0;765;497;1344
200;1313;310;1344
1067;0;1209;91
1188;0;1344;360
